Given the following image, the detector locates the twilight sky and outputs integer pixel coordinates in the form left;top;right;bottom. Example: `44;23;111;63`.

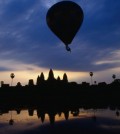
0;0;120;85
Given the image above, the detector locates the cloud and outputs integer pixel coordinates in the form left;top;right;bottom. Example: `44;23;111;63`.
0;67;10;71
0;59;40;71
94;50;120;68
95;60;120;65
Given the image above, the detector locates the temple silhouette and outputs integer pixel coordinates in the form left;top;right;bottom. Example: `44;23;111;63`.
0;69;120;124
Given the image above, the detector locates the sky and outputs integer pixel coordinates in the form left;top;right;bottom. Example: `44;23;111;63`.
0;0;120;85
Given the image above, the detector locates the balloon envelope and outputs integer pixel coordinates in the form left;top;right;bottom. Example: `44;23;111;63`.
46;1;84;46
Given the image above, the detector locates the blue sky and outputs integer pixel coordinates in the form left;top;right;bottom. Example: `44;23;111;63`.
0;0;120;85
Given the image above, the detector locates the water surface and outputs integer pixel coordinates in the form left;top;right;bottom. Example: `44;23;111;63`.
0;108;120;134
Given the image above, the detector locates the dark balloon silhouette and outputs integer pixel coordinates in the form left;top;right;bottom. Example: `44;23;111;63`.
46;1;84;52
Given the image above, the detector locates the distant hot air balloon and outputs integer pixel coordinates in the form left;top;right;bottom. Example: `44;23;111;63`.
46;1;84;52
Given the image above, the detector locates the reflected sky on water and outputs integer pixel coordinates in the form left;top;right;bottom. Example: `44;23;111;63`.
0;109;120;134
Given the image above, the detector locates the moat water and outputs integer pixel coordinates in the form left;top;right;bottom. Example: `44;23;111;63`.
0;108;120;134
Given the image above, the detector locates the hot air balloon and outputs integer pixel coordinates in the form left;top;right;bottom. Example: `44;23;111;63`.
46;1;84;52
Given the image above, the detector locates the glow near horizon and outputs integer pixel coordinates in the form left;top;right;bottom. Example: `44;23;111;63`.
0;69;89;86
0;61;119;86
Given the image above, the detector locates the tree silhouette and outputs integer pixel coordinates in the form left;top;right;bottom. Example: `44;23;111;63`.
1;81;4;87
112;74;116;81
89;72;93;85
10;73;15;86
94;81;97;85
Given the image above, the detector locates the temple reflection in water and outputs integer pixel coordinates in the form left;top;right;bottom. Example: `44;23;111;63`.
0;105;119;126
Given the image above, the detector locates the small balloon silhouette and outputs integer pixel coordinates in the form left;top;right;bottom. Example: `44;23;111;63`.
46;1;84;52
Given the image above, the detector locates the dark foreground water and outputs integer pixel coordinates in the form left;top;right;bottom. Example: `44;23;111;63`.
0;109;120;134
